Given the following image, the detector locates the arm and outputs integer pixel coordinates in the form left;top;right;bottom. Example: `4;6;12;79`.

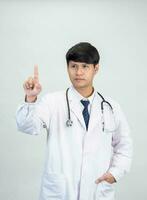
15;65;52;135
108;103;133;182
95;102;133;185
15;94;52;135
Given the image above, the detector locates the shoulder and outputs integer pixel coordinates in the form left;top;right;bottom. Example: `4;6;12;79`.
105;96;120;107
95;91;121;108
104;96;123;114
104;96;128;123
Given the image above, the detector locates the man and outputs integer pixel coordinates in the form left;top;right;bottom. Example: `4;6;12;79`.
16;42;132;200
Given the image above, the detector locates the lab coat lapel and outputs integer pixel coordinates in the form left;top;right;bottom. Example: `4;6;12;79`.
68;87;86;130
88;94;102;131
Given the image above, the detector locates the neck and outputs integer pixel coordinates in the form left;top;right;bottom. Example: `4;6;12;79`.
74;85;94;98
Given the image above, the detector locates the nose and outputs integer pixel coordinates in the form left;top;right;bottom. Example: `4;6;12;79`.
75;66;84;75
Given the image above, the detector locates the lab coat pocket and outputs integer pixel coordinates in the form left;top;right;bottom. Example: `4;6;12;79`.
94;182;103;200
100;181;115;200
42;172;66;199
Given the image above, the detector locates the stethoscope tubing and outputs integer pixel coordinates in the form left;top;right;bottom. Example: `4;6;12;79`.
66;87;114;131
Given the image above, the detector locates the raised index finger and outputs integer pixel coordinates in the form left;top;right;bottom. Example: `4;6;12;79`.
34;65;39;83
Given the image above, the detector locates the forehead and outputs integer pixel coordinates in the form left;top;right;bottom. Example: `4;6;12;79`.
69;61;90;65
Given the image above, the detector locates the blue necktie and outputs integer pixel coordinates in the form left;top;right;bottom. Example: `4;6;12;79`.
80;100;90;130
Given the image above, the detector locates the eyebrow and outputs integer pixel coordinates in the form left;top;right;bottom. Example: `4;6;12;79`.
70;62;88;65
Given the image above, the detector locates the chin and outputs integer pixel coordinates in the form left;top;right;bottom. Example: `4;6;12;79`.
73;82;88;89
71;79;90;89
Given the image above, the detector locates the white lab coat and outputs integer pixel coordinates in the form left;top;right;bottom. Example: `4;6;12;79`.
16;86;132;200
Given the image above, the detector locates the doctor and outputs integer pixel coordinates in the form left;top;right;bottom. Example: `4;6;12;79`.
16;42;132;200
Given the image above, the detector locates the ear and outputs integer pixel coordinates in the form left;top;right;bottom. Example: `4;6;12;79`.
94;64;99;74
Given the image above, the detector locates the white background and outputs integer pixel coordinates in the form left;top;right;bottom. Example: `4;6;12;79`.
0;0;146;199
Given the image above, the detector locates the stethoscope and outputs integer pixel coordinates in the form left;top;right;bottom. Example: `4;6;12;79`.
65;87;115;132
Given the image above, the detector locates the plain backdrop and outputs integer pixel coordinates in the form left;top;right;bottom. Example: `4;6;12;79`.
0;0;146;199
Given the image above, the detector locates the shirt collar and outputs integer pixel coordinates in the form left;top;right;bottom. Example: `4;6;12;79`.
71;85;96;105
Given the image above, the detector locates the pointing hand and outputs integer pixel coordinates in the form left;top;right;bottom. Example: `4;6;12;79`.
23;65;42;101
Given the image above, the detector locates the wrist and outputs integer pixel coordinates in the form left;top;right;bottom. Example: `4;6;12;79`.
25;95;37;103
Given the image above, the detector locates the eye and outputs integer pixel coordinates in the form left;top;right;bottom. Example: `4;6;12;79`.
71;64;76;68
83;64;89;68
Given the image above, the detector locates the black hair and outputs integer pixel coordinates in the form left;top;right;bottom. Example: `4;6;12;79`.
66;42;100;66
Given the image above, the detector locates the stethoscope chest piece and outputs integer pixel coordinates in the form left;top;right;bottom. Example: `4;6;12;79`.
66;119;73;127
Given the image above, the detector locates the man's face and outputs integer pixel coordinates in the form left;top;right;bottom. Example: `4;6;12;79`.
67;61;99;89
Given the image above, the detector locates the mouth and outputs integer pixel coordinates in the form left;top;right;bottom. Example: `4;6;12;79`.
75;78;85;81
